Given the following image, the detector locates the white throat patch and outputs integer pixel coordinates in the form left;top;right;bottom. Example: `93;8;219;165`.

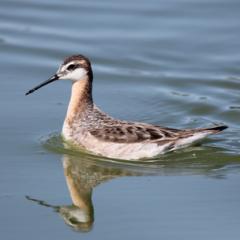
60;68;88;81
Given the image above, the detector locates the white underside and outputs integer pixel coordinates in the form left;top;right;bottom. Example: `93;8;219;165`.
62;123;210;160
170;132;209;151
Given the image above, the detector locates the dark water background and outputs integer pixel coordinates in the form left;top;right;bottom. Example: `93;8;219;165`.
0;0;240;239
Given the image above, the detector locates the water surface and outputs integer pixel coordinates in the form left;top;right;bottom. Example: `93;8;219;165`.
0;0;240;239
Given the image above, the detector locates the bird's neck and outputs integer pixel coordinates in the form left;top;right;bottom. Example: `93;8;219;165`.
64;76;93;126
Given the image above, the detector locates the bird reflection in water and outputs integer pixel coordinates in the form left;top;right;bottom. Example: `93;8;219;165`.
26;154;147;232
26;143;237;232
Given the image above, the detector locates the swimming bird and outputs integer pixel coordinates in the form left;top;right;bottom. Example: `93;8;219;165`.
26;54;228;160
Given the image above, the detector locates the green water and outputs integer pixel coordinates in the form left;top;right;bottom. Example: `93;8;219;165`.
0;0;240;239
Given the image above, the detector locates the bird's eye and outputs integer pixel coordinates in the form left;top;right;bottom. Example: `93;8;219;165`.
67;64;76;71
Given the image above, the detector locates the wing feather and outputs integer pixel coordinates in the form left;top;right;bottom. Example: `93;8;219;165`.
89;123;181;143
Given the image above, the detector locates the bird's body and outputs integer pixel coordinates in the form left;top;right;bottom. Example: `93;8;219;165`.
26;54;228;160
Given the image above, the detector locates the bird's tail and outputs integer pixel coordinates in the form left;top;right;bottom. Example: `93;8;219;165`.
197;125;228;134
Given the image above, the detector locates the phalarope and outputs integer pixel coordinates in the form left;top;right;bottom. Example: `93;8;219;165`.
26;54;228;160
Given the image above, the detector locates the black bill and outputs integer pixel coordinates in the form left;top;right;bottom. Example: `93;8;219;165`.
25;74;59;95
